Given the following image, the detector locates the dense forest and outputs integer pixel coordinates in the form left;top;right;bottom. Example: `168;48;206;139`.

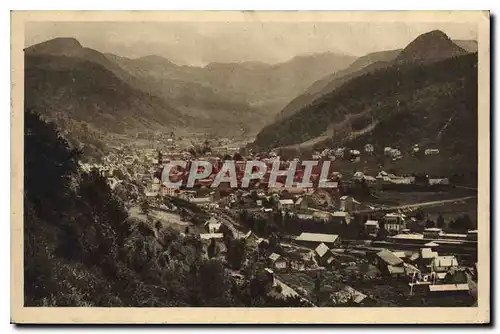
23;109;307;307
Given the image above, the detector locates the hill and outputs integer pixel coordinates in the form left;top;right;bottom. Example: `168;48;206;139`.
394;30;468;64
105;53;263;136
453;39;478;53
252;52;478;176
107;51;356;134
24;53;185;155
275;49;401;121
275;31;473;122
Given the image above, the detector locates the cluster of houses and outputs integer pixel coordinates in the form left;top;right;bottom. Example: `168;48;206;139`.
373;245;470;295
353;170;450;188
309;143;442;164
365;215;478;242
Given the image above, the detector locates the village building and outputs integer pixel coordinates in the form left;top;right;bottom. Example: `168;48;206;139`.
278;199;295;211
199;233;224;241
420;248;439;272
331;211;351;224
334;148;345;158
331;285;368;305
467;230;478;241
375;249;406;278
363;175;377;184
364;144;374;154
383;213;407;234
353;172;364;181
424;241;440;249
349;149;361;157
107;177;122;191
314;243;336;267
294;232;341;248
425;148;440;155
339;195;354;213
188;197;212;208
431;255;459;273
429;178;450;186
427;283;469;296
242;230;259;246
294;197;308;210
296;213;314;220
161;185;177;197
423;227;443;239
268;253;287;270
312;211;331;222
364;220;379;235
204;217;222;233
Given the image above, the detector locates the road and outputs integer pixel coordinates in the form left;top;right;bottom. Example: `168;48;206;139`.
353;196;477;214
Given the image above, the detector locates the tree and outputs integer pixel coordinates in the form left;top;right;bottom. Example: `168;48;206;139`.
154;221;162;232
226;239;246;270
437;214;445;228
207;239;217;259
269;233;281;254
313;273;323;304
425;219;435;228
415;208;425;221
375;221;387;240
140;200;150;215
462;214;473;230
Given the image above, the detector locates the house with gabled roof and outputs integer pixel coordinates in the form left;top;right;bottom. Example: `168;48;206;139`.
375;249;406;277
295;232;341;248
268;253;287;270
314;243;336;267
204;216;222;233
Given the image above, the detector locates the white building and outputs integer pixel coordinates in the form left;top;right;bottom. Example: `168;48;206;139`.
425;148;440;155
278;199;295;211
365;220;379;234
384;213;406;233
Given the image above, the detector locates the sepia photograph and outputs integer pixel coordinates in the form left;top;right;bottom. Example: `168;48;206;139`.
10;10;490;324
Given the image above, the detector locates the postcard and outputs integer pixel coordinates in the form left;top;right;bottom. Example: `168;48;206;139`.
11;10;490;324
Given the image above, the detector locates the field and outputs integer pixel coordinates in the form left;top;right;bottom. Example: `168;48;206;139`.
373;190;476;205
129;206;207;234
362;190;478;227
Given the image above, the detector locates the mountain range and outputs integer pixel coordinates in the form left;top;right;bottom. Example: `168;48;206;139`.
105;51;356;135
24;37;357;144
25;31;478;175
275;31;473;121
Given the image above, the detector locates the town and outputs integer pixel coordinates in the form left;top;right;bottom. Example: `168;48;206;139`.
79;135;478;307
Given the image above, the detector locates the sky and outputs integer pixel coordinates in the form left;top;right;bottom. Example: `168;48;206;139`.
25;21;478;66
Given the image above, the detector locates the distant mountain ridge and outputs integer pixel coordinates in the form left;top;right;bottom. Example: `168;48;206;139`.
105;50;356;135
24;37;357;143
275;49;402;121
275;34;476;122
453;40;478;53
